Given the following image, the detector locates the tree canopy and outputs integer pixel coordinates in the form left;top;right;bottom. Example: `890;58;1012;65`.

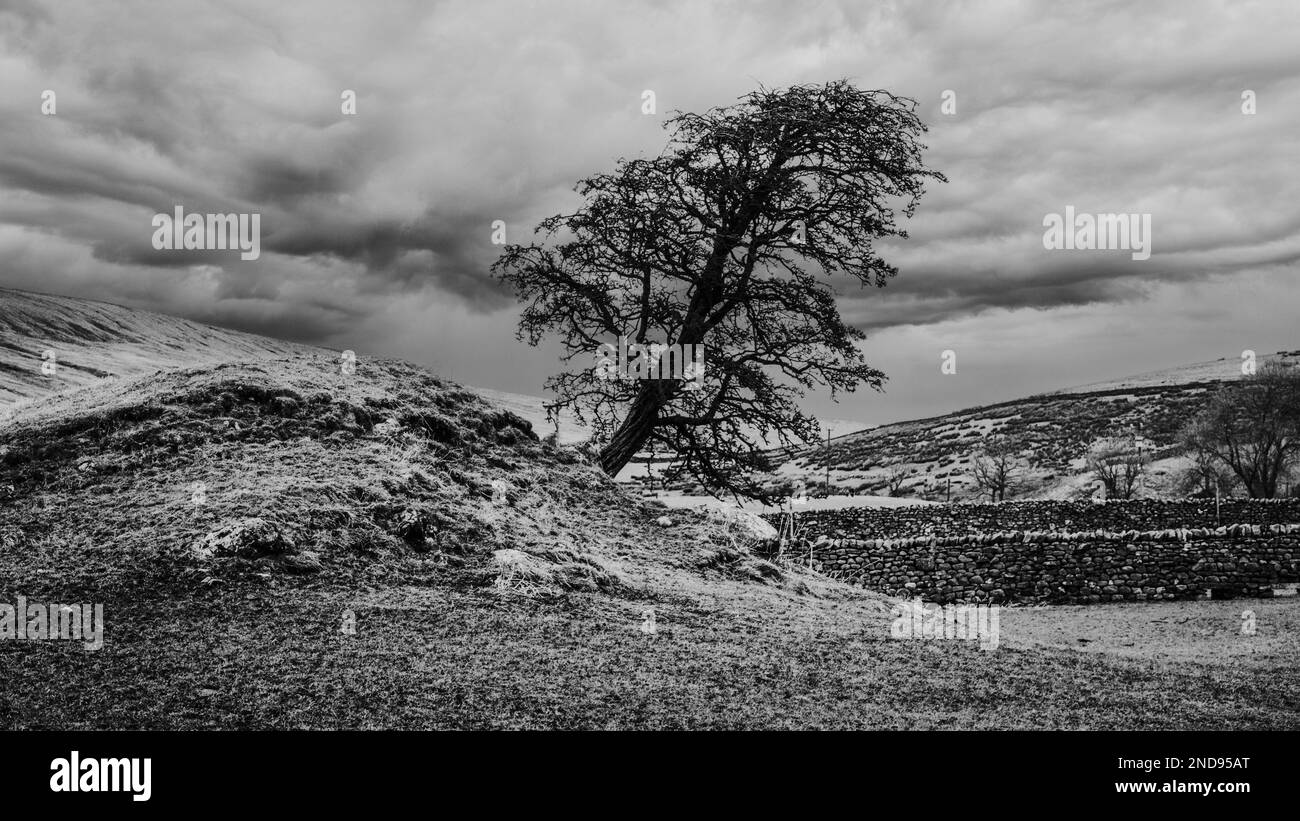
1182;361;1300;498
494;80;945;499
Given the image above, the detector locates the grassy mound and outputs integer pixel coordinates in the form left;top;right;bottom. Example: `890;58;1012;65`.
0;352;813;603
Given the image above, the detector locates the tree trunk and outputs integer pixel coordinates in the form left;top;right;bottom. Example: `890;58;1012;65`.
599;386;665;475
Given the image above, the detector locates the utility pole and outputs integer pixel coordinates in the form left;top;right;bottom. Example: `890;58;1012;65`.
1136;425;1149;498
825;426;831;496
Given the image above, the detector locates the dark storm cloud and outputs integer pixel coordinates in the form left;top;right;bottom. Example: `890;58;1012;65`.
238;153;359;205
0;125;184;210
845;267;1155;332
262;205;515;307
185;298;358;345
856;248;1186;327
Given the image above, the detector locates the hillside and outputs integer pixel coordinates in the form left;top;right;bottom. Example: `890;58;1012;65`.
1053;351;1300;394
469;386;639;448
0;288;576;440
0;287;314;407
1;288;1297;729
747;351;1300;503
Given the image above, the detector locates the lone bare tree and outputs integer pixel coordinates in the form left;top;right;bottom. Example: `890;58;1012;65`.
1181;361;1300;498
884;464;910;497
1176;447;1237;498
970;435;1022;502
494;81;944;499
1086;434;1149;500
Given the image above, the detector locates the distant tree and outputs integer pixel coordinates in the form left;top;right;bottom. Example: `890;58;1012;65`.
1176;448;1237;498
494;80;945;500
970;435;1023;502
1086;434;1149;499
884;464;910;496
1181;362;1300;498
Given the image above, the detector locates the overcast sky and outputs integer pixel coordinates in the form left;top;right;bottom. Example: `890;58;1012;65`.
2;0;1298;427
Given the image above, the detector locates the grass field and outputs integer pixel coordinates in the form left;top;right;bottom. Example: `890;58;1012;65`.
2;292;1297;730
3;581;1296;729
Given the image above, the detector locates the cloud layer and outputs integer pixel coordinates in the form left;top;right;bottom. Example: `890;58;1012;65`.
1;0;1298;423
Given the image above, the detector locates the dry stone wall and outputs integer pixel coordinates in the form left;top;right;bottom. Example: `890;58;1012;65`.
771;498;1300;541
760;500;1300;605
